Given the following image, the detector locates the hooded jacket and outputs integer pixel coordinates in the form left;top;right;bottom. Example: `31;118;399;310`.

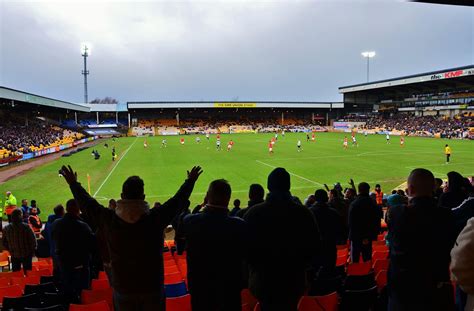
69;177;195;296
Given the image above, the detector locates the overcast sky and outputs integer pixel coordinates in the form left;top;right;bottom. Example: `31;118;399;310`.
0;0;473;104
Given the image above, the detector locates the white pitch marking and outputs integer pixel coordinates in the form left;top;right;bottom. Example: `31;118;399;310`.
93;138;138;197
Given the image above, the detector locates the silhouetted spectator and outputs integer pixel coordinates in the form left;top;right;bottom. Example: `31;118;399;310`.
236;184;265;218
42;204;65;280
52;199;95;304
20;199;30;223
348;182;381;262
30;199;41;215
384;194;405;246
439;171;469;209
309;189;345;277
180;179;248;311
244;168;320;310
3;209;36;272
434;178;444;200
229;198;241;217
60;165;202;311
388;168;453;311
451;217;474;311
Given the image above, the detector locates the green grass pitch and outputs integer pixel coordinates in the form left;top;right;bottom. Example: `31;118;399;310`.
2;132;473;220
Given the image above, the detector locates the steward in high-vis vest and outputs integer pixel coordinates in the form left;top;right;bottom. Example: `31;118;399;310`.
374;184;384;206
28;207;42;234
5;191;17;223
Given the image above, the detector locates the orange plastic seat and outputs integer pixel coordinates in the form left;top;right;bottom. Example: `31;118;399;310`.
373;259;390;274
11;275;41;289
372;245;388;253
0;271;24;279
91;279;111;290
0;252;10;271
0;285;23;303
372;251;389;261
70;300;110;311
82;288;114;311
165;265;180;274
166;294;191;311
337;249;348;258
375;270;388;290
164;260;177;268
336;255;347;267
27;269;52;277
347;262;372;276
165;273;184;285
0;278;10;287
241;289;258;310
372;240;386;246
298;292;339;311
98;271;108;280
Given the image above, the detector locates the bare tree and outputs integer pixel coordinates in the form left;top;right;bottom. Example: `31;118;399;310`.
90;97;119;104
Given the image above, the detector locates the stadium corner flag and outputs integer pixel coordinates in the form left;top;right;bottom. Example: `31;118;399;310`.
87;173;91;195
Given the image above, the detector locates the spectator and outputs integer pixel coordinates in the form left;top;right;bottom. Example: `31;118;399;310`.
451;218;474;311
304;194;316;208
51;199;95;304
4;191;17;223
384;194;405;246
236;183;265;218
41;204;65;280
28;207;42;234
60;165;202;310
434;178;444;200
348;182;381;262
20;199;30;223
451;184;474;311
108;199;117;210
439;171;469;210
30;199;41;215
244;168;320;310
388;168;453;311
309;189;345;277
229;198;241;217
2;209;36;272
180;179;248;311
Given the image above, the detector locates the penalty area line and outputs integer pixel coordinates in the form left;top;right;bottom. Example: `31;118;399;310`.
255;160;324;187
93;138;138;197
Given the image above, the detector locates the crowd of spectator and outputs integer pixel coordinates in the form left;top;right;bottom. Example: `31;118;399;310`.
2;163;474;310
0;116;85;158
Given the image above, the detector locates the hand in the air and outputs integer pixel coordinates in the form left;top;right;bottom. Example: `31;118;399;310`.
60;165;78;185
187;166;203;183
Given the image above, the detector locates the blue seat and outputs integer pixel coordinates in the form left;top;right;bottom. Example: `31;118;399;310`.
165;282;187;298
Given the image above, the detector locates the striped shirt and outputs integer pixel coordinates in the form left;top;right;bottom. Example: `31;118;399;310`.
2;222;37;258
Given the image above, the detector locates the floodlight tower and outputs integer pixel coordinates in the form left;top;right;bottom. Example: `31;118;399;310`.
81;43;90;103
361;51;376;82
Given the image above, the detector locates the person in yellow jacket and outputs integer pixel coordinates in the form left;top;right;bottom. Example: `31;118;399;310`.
445;144;452;164
4;191;18;223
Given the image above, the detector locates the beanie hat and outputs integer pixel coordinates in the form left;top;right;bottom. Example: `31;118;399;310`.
387;194;404;207
267;168;291;192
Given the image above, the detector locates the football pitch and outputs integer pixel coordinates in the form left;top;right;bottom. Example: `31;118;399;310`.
2;132;473;220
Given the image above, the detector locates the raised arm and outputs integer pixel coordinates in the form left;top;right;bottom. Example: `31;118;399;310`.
60;165;110;227
153;166;203;227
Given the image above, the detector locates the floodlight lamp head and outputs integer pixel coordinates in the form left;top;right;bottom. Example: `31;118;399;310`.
361;51;376;58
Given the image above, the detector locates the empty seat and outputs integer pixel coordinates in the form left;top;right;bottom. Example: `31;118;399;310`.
91;279;111;290
337;249;348;258
27;269;52;277
341;286;377;311
2;293;42;309
373;259;389;274
25;305;65;311
344;272;376;291
164;273;184;285
336;256;347;267
166;294;191;311
0;252;10;271
0;277;10;287
165;282;187;298
12;275;41;288
241;289;258;310
24;282;57;296
298;292;339;311
0;284;23;303
347;262;372;276
81;288;113;311
375;270;388;291
372;251;389;261
70;301;110;311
